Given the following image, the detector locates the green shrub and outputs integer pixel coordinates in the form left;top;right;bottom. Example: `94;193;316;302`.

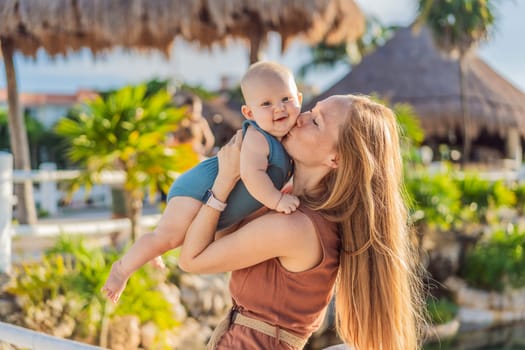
490;180;517;208
455;175;516;210
455;174;492;209
514;181;525;213
406;170;518;232
405;171;462;230
7;236;181;346
453;174;517;226
426;297;458;325
461;227;525;292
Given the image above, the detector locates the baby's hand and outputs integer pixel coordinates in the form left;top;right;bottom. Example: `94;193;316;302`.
275;193;300;214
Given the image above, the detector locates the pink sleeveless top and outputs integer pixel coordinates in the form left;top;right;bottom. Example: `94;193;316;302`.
216;206;341;349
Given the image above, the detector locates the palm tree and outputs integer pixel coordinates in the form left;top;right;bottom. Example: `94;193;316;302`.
416;0;498;164
298;16;396;78
56;84;198;241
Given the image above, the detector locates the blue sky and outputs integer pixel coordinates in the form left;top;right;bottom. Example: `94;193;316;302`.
1;0;524;94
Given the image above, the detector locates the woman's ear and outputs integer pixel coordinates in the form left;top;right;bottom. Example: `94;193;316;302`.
241;105;254;120
324;153;339;169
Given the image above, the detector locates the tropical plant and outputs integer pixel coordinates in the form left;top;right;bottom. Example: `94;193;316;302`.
388;99;425;165
0;109;66;168
405;170;462;231
24;113;46;167
426;297;458;324
298;16;396;77
0;109;9;151
454;174;517;226
513;181;525;214
416;0;499;163
55;84;198;240
460;227;525;291
6;236;180;347
178;82;218;102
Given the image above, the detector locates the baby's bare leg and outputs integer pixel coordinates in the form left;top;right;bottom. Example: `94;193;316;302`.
101;197;202;303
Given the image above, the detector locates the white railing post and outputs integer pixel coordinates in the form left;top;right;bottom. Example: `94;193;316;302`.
39;162;58;216
0;152;13;274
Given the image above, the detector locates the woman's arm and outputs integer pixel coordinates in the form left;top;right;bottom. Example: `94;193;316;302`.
178;132;322;274
179;210;322;274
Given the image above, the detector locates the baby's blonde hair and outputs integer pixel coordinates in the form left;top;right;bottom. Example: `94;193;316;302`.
240;61;297;100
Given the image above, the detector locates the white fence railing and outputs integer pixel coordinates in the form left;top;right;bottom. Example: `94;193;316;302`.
0;321;105;350
13;162;125;216
0;152;164;274
0;152;156;349
0;153;13;276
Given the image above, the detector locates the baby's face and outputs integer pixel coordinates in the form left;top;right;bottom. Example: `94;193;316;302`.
242;75;302;139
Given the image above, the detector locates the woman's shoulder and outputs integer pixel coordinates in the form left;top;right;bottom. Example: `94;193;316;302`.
297;206;340;244
252;206;331;230
249;209;317;242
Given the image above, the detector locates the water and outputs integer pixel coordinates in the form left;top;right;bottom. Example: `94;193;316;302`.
424;322;525;350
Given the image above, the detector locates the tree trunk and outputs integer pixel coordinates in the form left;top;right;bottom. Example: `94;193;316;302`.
1;38;38;225
459;57;471;167
125;191;143;241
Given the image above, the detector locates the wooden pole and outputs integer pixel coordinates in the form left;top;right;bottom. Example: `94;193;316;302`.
1;38;38;225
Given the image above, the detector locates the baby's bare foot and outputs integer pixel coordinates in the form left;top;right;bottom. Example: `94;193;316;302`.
101;260;129;304
149;256;166;269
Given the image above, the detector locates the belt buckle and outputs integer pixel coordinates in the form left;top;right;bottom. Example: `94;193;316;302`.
229;307;238;326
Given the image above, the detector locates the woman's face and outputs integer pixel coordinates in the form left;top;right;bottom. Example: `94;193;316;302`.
282;95;348;167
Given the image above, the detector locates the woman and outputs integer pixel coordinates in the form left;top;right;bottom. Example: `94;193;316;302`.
178;95;425;350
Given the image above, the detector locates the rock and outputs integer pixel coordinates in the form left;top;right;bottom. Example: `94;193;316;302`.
447;276;525;314
0;299;15;318
53;316;75;338
140;322;158;349
108;315;141;350
158;283;188;322
0;341;17;350
425;318;460;343
171;317;212;350
179;273;231;323
458;307;494;326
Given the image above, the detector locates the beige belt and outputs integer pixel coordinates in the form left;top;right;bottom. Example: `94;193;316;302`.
232;311;308;349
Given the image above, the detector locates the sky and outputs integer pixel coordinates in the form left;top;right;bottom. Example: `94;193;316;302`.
1;0;524;95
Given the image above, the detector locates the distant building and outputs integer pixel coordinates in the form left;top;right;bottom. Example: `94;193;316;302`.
0;89;97;129
308;26;525;167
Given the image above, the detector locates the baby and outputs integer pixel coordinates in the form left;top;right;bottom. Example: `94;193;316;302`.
102;61;302;303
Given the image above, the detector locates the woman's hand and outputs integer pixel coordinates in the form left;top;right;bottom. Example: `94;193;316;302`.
213;130;242;200
217;130;242;183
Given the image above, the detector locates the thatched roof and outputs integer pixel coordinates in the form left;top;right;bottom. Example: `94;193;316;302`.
308;26;525;139
0;0;365;57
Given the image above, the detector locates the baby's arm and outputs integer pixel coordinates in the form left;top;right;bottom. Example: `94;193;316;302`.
241;127;299;214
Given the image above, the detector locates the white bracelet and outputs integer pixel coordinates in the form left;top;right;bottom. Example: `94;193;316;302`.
204;189;227;212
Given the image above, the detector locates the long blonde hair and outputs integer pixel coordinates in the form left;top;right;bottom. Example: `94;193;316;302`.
303;95;425;350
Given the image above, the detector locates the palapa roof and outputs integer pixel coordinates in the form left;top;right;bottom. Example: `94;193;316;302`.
0;0;364;57
308;26;525;139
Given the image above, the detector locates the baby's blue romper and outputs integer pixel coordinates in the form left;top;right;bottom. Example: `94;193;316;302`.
167;120;293;230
